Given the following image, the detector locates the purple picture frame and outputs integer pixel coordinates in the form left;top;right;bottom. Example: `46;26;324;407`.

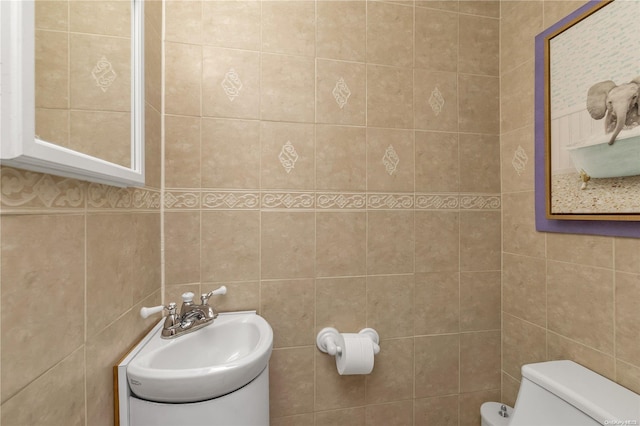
534;0;640;238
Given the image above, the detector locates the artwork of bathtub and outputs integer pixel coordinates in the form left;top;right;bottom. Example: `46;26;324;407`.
566;126;640;178
551;105;640;179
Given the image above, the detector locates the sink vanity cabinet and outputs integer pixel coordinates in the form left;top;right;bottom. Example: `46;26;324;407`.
127;368;269;426
116;311;273;426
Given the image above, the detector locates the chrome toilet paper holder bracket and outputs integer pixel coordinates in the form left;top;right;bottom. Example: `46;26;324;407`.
316;327;381;356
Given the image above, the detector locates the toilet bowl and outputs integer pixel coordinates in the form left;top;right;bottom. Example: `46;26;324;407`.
481;402;512;426
480;360;640;425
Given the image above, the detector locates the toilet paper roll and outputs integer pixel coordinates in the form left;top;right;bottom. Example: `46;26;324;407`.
335;333;375;375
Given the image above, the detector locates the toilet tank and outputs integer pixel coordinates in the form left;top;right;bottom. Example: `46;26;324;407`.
510;360;640;426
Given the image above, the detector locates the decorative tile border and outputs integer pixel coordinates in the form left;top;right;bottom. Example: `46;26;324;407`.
367;193;414;209
88;184;160;210
316;193;366;209
161;189;501;211
460;194;501;210
0;167;161;213
262;192;315;209
164;191;200;209
415;194;459;210
1;167;500;213
202;191;260;209
1;167;85;210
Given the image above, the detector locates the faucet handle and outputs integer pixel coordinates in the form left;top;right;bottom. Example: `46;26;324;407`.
201;285;227;304
181;292;195;303
140;303;176;319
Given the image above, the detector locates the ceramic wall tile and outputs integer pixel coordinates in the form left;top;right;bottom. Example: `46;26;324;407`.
460;271;501;331
415;131;459;192
502;253;547;327
316;1;366;62
414;395;459;426
615;238;640;274
316;125;367;191
269;347;315;417
367;275;415;339
201;210;260;282
367;65;414;129
261;212;315;279
502;191;546;258
547;261;614;354
165;42;202;116
86;213;136;337
69;34;131;112
415;334;460;398
459;1;500;17
365;400;414;426
316;277;367;333
365;338;414;404
415;7;458;72
500;0;543;73
459;15;500;76
501;125;535;193
460;331;501;392
0;349;85;426
69;0;129;37
616;272;640;366
261;122;316;190
502;313;546;380
316;59;366;126
35;1;68;31
415;211;460;273
414;70;459;132
460;211;501;271
366;128;415;192
202;0;261;50
261;279;315;348
202;47;260;120
262;1;315;57
0;215;84;402
164;0;202;44
547;233;613;269
501;59;535;134
316;408;366;426
367;211;415;275
367;1;414;68
164;115;201;188
414;272;460;335
459;133;501;193
261;54;315;123
458;74;500;134
201;118;261;189
316;212;367;277
164;211;201;285
35;30;68;109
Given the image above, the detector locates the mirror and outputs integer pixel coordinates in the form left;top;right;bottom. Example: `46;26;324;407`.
0;0;144;187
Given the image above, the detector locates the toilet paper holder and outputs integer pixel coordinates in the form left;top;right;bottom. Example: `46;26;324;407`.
316;327;381;356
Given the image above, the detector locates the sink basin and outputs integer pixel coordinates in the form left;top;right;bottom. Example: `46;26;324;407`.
127;311;273;403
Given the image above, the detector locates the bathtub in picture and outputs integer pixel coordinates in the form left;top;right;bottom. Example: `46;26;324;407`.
565;126;640;178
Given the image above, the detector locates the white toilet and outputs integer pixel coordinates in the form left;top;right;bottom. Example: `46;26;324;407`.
481;402;512;426
481;360;640;426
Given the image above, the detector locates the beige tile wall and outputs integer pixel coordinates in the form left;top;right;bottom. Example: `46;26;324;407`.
500;0;640;408
163;1;501;425
0;2;162;425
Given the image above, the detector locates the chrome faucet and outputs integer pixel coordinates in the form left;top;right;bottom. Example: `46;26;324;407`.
140;286;227;339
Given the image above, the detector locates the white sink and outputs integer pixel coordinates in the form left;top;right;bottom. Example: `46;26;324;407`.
127;311;273;403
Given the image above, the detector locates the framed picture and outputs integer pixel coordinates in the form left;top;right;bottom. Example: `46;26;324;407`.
535;0;640;237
